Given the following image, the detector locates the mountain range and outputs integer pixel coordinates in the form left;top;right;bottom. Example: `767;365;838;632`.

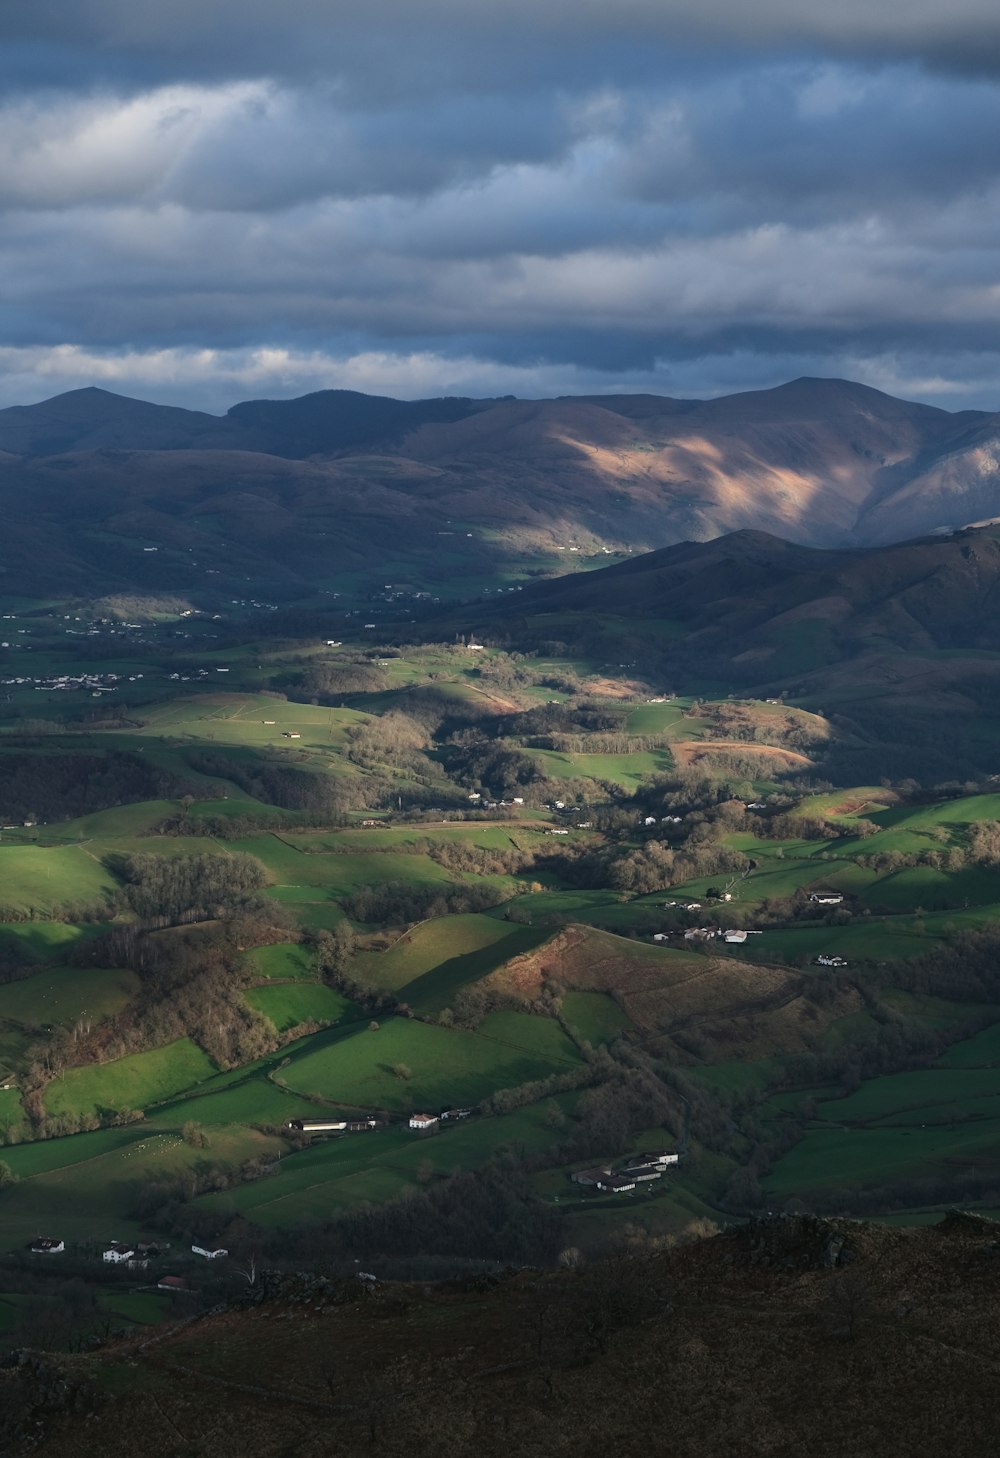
5;377;1000;598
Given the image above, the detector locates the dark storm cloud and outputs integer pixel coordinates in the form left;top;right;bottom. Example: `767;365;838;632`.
2;1;1000;409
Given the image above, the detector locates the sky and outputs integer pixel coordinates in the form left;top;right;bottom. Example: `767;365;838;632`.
3;0;1000;412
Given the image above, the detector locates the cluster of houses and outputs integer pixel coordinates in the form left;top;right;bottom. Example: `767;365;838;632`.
29;1236;223;1284
571;1150;680;1195
654;927;761;945
287;1111;473;1138
1;670;133;695
409;1109;473;1131
814;954;848;967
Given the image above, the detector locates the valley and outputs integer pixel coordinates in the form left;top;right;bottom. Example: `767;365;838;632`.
3;552;1000;1339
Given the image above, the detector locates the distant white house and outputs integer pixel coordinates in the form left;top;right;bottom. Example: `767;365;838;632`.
31;1237;64;1254
103;1243;135;1263
653;933;669;942
809;893;844;906
409;1113;438;1130
724;930;749;943
192;1245;228;1260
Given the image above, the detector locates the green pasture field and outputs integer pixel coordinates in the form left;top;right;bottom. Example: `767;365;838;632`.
133;693;370;749
0;844;119;917
940;1022;1000;1067
750;920;935;964
285;824;531;853
686;1056;788;1097
558;991;631;1044
476;1009;581;1060
488;888;667;934
33;800;178;843
196;1097;578;1227
529;747;674;790
0;921;103;964
186;795;298;824
1;1124;147;1178
0;1123;285;1249
790;788;896;820
817;1068;1000;1124
0;966;139;1029
101;1291;170;1326
859;863;1000;913
45;1037;217;1120
0;1086;26;1139
623;702;688;735
353;913;548;1008
245;983;356;1031
244;942;318;981
270;897;347;931
281;1013;581;1112
763;1119;1000;1198
148;1073;324;1127
229;835;460;895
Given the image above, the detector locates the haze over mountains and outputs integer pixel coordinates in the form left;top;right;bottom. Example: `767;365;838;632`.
5;376;1000;598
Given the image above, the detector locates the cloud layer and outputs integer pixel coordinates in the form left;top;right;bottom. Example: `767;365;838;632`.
2;2;1000;410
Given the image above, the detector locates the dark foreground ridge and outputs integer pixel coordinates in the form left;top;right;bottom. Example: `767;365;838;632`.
6;1212;1000;1457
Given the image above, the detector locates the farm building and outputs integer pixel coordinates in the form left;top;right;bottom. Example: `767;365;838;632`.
809;893;844;906
409;1113;438;1130
653;933;669;942
571;1167;612;1187
288;1118;348;1134
620;1163;665;1183
724;930;748;943
30;1237;64;1254
440;1108;473;1121
815;954;848;967
192;1245;228;1260
634;1151;680;1167
103;1243;135;1264
158;1276;188;1292
596;1174;637;1194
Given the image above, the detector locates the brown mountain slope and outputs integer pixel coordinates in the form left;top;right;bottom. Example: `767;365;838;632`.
11;1213;1000;1458
1;379;999;600
396;378;987;548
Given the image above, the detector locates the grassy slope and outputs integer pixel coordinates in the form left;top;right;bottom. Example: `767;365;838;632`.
281;1013;581;1111
45;1038;217;1119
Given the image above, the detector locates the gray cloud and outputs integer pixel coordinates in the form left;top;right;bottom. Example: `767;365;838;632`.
1;3;1000;411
